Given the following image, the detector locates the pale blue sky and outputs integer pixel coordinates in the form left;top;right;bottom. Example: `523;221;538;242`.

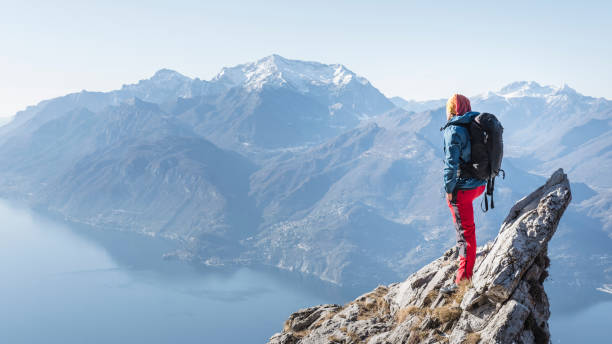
1;0;611;117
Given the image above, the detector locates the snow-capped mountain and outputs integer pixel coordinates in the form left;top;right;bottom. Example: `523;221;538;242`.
393;81;612;183
493;80;564;98
170;55;394;151
0;57;609;310
471;81;612;185
214;54;368;92
212;54;392;118
117;68;220;103
2;55;394;152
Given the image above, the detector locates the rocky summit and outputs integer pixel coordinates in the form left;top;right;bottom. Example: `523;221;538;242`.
268;168;571;344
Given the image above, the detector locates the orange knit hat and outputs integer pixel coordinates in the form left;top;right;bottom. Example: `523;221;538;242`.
446;94;471;117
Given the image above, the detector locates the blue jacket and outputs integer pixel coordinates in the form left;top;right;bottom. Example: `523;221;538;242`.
442;111;487;193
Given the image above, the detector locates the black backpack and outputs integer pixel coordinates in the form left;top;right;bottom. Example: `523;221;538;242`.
443;113;504;211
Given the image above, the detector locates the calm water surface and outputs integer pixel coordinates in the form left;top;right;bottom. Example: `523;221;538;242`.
1;199;610;343
0;200;349;344
549;300;612;343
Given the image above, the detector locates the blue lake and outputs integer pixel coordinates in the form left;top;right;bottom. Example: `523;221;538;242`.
0;200;350;344
1;199;610;343
549;300;612;343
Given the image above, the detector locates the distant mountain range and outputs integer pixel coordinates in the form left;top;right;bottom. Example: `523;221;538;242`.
389;96;446;113
0;55;610;306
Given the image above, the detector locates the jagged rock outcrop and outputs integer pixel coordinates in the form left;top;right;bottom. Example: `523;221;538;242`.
268;169;571;344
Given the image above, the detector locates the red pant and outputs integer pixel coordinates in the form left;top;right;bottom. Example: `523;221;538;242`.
446;185;485;284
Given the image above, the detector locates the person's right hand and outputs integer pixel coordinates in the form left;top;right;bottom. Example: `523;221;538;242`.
446;193;453;202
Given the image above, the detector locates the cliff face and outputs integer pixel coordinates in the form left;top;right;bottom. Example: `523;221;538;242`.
268;169;571;344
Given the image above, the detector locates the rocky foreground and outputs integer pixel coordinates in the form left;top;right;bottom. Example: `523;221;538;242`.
268;169;571;344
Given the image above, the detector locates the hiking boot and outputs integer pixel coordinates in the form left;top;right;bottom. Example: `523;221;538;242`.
440;283;458;295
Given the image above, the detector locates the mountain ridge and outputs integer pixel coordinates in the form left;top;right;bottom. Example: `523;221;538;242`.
391;80;611;115
0;55;609;310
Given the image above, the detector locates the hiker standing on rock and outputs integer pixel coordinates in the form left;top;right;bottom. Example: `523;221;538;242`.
439;94;487;294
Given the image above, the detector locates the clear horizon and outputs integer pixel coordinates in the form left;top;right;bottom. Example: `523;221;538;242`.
2;0;611;117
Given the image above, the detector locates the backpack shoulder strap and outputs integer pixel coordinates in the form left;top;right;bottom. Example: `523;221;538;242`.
440;122;468;132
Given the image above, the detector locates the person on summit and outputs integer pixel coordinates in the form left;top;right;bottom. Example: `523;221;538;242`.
439;94;487;295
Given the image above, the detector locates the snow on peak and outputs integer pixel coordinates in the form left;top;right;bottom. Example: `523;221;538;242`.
150;69;190;83
117;68;197;103
497;81;558;98
475;81;583;100
212;54;369;92
555;83;579;96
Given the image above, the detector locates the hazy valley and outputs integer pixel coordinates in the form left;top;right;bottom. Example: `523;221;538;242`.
1;55;610;310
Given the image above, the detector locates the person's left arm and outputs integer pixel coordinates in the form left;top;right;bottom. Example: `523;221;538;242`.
443;127;464;201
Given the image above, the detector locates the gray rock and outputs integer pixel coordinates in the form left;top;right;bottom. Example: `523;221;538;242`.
469;168;571;305
477;300;530;343
268;169;571;344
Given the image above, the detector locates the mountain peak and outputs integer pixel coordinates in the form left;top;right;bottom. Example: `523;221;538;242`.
498;81;556;97
495;81;582;99
115;69;197;104
258;54;289;64
150;68;190;82
212;55;368;91
555;83;578;95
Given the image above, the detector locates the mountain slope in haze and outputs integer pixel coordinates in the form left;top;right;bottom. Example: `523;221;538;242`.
0;57;610;308
390;96;446;113
472;81;612;165
171;55;395;152
470;82;612;238
0;69;213;145
44;135;258;241
0;98;259;245
394;81;612;173
0;116;12;127
0;55;399;283
0;99;195;188
2;55;393;155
